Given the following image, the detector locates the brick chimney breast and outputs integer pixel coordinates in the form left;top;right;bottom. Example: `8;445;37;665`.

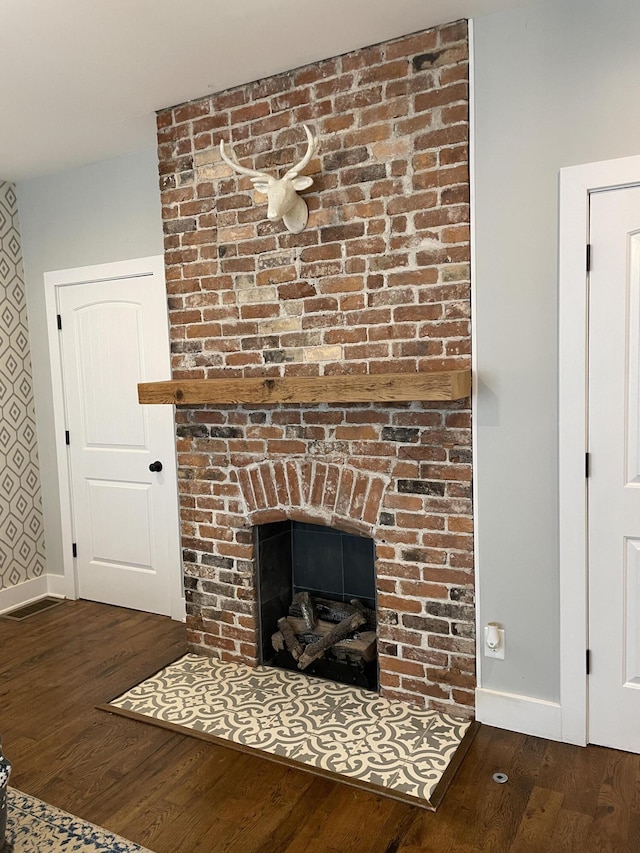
157;19;474;717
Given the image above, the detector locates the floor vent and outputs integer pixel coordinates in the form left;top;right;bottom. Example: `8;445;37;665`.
1;597;64;621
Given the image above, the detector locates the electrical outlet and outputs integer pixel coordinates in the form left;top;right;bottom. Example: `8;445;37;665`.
484;626;505;659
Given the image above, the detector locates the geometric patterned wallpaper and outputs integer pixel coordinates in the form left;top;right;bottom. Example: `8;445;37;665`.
0;182;46;589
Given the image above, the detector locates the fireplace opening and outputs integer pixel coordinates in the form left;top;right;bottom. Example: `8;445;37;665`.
255;520;378;691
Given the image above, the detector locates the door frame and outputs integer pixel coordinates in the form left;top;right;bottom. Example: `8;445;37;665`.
44;255;185;620
559;154;640;746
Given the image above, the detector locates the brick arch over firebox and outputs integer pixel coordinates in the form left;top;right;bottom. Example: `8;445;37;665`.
238;459;389;538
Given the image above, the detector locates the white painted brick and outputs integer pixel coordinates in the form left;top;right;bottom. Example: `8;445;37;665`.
236;287;277;304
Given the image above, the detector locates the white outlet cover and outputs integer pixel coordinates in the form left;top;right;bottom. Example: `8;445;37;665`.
484;626;505;659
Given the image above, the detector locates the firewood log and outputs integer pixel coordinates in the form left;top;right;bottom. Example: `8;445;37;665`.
290;596;357;624
277;617;304;661
287;617;376;664
349;598;377;628
271;630;285;652
298;591;316;630
297;611;365;670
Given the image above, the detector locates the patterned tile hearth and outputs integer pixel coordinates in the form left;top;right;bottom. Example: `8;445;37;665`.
105;654;475;810
4;789;154;852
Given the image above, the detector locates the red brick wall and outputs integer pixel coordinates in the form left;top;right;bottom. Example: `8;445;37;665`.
157;20;474;716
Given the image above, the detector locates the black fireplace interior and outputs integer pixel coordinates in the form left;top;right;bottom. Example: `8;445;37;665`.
255;520;378;690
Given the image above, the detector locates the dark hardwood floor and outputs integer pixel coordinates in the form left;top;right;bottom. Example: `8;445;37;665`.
0;600;638;852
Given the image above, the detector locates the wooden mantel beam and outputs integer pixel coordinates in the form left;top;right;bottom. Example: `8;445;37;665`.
137;369;471;405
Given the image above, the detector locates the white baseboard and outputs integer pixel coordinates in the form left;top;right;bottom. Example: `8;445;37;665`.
476;687;562;741
0;576;49;615
46;573;68;598
0;574;69;615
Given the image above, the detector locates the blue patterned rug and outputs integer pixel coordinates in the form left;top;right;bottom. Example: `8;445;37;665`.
3;789;154;852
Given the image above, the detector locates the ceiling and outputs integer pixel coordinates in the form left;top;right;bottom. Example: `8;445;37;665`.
0;0;522;183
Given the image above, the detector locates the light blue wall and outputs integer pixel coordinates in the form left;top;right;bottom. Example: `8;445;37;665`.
14;0;640;714
473;0;640;701
17;146;164;577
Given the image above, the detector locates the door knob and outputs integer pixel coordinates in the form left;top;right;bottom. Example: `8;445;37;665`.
149;461;163;473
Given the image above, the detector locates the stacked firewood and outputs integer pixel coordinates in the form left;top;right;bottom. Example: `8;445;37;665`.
271;591;376;670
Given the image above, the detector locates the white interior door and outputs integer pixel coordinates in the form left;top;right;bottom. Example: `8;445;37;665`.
588;184;640;752
54;259;181;618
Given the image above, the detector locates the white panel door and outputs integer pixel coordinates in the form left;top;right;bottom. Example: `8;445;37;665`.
58;267;180;616
589;184;640;752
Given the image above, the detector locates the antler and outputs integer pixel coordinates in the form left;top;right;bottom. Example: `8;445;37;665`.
283;125;318;181
220;125;318;182
219;140;269;180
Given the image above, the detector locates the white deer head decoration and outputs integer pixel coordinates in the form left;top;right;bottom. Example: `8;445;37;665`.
219;125;319;234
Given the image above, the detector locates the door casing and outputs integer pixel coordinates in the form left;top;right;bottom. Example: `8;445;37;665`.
559;154;640;746
44;255;185;620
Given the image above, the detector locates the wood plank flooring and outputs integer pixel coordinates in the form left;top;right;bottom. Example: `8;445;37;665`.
1;599;639;852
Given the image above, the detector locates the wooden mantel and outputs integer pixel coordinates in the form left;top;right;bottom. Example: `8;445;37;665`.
137;369;471;405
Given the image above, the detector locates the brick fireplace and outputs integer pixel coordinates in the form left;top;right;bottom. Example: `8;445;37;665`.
156;20;474;717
